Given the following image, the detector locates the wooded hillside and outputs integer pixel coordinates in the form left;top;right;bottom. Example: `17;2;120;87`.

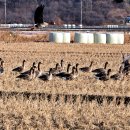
0;0;130;25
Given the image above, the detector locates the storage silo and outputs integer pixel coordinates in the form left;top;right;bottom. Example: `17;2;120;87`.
94;33;106;44
63;32;71;43
49;32;54;42
106;33;118;44
118;33;124;44
74;32;88;43
87;33;94;44
49;32;63;43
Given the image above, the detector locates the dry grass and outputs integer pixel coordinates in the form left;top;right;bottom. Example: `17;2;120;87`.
0;31;130;129
0;31;49;43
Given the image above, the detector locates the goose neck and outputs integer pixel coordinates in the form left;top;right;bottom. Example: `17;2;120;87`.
38;63;41;71
67;64;71;73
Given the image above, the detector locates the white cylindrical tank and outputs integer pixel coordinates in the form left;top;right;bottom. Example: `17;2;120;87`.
53;32;63;43
87;33;94;44
106;33;118;44
49;32;55;42
117;33;124;44
74;32;88;44
94;33;106;44
49;32;63;43
63;32;71;43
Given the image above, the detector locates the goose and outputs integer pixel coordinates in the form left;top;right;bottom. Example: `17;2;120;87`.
51;63;61;75
92;62;108;74
122;62;130;75
63;66;78;80
34;4;45;28
57;60;64;72
0;60;4;75
75;63;79;77
56;63;72;77
110;66;123;80
95;69;111;81
12;60;26;73
34;62;43;77
16;67;34;80
60;59;64;69
21;62;36;75
79;61;93;72
38;68;53;81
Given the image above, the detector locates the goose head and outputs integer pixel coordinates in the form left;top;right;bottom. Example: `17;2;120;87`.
56;63;60;69
49;68;53;75
76;63;79;68
37;62;42;71
104;62;108;69
32;62;36;68
61;59;64;67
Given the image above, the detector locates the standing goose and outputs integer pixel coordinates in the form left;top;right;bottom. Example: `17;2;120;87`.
38;68;53;81
12;60;26;73
51;63;61;75
95;69;111;81
59;59;64;71
56;60;64;72
75;63;79;77
21;62;36;75
63;66;78;80
34;62;42;77
80;61;93;72
110;66;123;80
92;62;108;74
122;61;130;75
56;63;72;77
0;60;4;75
16;67;35;80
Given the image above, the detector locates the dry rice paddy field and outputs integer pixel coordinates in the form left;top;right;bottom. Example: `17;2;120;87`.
0;31;130;129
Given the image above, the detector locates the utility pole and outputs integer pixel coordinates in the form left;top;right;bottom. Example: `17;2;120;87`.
5;0;7;24
80;0;83;25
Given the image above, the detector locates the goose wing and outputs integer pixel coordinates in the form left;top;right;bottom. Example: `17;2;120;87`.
62;73;74;80
34;4;44;25
56;72;67;77
16;73;30;80
110;74;121;80
95;72;106;77
12;66;23;72
21;70;30;75
99;76;109;81
0;67;4;75
92;68;105;73
38;74;49;81
80;67;89;72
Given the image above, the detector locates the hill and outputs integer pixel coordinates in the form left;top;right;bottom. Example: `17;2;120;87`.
0;0;130;25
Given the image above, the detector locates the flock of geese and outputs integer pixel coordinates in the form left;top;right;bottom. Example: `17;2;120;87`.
0;55;130;81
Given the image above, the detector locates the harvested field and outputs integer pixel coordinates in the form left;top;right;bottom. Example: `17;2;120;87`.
0;31;130;129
